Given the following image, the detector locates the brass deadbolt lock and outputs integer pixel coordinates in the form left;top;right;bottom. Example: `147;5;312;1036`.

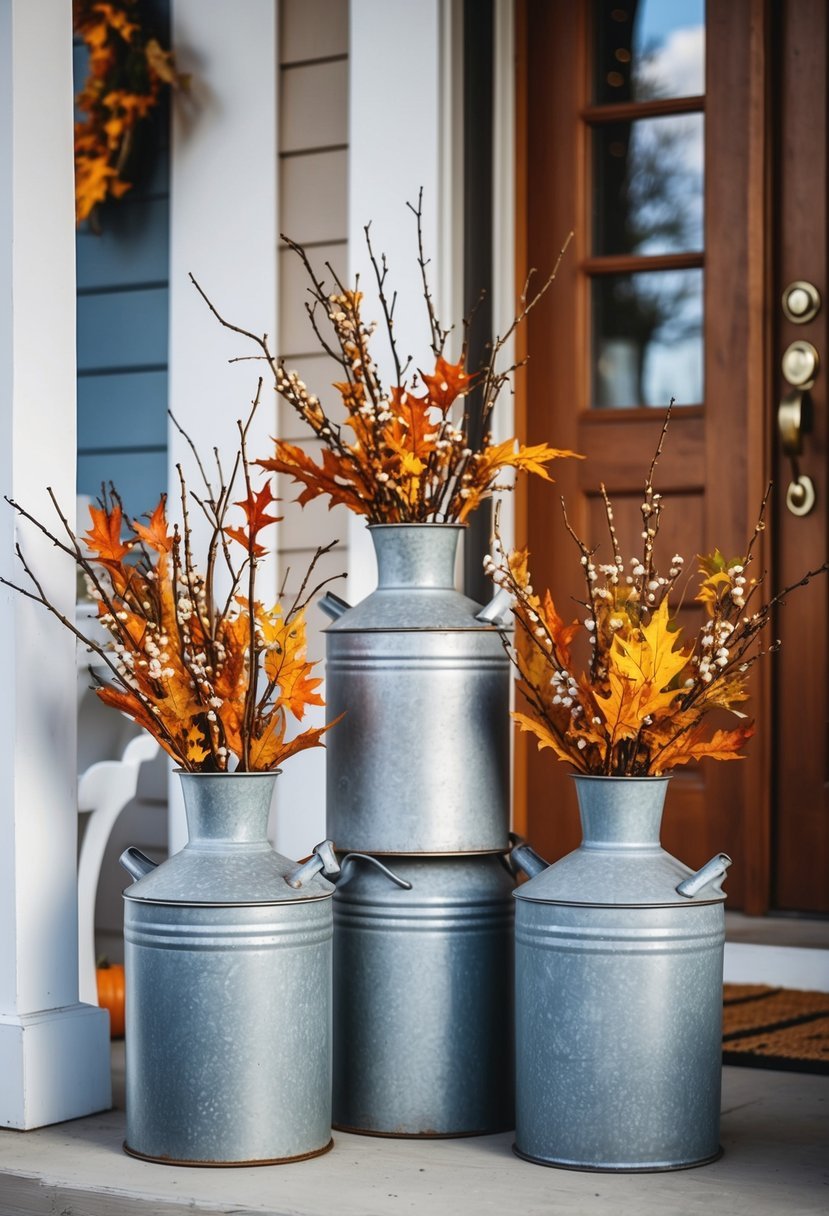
782;280;821;325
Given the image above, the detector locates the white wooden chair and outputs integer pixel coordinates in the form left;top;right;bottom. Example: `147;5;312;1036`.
76;734;160;1005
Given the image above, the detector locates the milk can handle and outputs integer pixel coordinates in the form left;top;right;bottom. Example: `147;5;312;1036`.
337;853;413;890
676;853;732;898
319;591;351;620
119;846;158;881
505;832;550;880
285;839;341;889
476;586;512;627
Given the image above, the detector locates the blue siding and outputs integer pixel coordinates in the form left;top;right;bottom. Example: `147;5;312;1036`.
77;288;169;373
77;370;168;449
76;198;169;290
74;2;170;520
78;452;168;517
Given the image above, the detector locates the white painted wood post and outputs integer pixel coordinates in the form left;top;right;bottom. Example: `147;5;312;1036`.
0;0;111;1129
168;0;278;853
347;0;464;601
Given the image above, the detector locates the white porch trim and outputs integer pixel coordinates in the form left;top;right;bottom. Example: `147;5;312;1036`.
346;0;465;602
0;0;110;1129
168;0;279;853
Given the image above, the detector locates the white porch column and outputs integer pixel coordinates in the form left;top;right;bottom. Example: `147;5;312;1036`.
347;0;464;601
0;0;111;1128
168;0;278;852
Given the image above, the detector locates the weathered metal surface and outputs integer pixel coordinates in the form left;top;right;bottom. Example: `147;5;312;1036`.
514;775;730;1172
333;853;515;1136
323;524;511;854
121;772;334;1166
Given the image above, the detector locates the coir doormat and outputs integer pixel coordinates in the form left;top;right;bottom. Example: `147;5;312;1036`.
722;984;829;1075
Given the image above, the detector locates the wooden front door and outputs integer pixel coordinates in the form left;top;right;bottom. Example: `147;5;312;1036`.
517;0;828;914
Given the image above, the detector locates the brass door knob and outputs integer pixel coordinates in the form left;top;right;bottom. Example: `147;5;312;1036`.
781;340;819;389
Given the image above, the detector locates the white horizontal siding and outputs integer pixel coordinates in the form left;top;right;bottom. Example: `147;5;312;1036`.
275;0;350;857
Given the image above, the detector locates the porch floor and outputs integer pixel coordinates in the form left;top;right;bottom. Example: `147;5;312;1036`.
0;1042;826;1216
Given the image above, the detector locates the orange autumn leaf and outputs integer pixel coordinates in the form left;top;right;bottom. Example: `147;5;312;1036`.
259;441;370;515
260;609;324;720
225;482;281;556
94;682;184;762
419;355;473;412
132;496;173;553
84;501;131;564
245;708;336;772
387;385;438;454
654;723;755;770
540;590;580;668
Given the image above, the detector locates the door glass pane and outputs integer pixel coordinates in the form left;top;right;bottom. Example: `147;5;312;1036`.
592;269;703;407
593;114;704;255
594;0;705;104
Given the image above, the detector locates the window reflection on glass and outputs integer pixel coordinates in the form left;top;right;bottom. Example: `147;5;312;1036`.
593;114;704;255
594;0;705;104
592;270;703;407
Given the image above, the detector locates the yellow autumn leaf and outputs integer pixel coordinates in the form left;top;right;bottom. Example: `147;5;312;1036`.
695;569;734;617
654;723;755;770
246;712;287;770
185;729;210;764
593;669;647;743
512;711;575;765
610;599;689;709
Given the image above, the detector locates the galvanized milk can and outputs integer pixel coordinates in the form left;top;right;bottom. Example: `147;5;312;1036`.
332;852;515;1135
119;771;339;1166
513;775;731;1172
320;523;511;854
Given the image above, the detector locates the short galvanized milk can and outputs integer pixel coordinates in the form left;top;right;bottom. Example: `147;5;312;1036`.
119;771;339;1166
513;775;731;1172
321;523;511;854
332;852;515;1136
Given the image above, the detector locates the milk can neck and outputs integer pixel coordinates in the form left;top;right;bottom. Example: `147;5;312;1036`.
573;775;669;849
369;524;462;589
178;771;277;847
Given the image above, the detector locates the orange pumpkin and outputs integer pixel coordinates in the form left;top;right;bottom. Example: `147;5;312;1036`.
96;961;126;1038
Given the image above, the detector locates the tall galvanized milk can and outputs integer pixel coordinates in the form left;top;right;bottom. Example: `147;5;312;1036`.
513;775;731;1172
332;852;515;1135
119;771;339;1166
321;523;511;854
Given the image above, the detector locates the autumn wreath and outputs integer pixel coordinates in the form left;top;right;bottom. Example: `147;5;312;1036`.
73;0;186;226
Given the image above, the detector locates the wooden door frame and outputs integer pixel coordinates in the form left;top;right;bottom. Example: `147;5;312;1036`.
514;0;774;913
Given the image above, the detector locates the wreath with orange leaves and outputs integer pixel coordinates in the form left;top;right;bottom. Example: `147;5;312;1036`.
73;0;187;226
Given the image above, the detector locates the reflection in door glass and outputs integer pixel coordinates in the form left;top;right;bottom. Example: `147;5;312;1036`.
593;114;704;255
592;269;703;407
594;0;705;104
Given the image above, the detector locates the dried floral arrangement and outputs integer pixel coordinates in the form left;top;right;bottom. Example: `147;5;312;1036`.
74;0;187;226
490;408;828;776
191;195;579;523
1;389;342;772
